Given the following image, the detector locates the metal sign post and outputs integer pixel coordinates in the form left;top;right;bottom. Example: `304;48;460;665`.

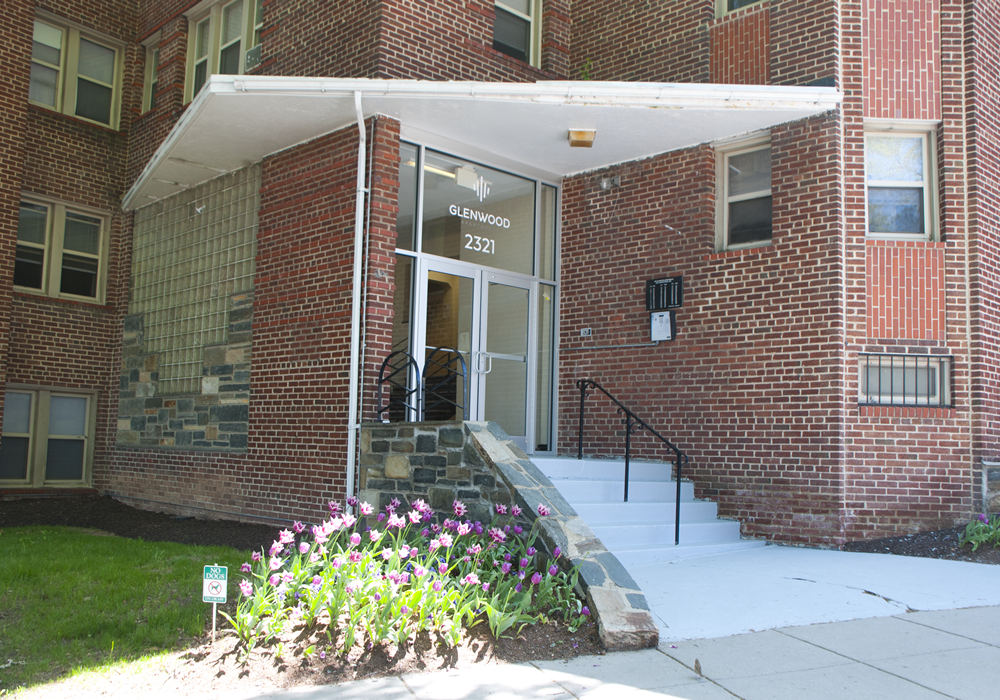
202;564;228;642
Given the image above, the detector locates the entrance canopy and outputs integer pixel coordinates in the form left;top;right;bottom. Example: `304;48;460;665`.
123;75;840;210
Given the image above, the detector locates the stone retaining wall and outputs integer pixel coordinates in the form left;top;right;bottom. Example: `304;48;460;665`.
359;419;659;650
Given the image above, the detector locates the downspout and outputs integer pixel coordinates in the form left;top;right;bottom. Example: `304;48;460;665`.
346;91;367;502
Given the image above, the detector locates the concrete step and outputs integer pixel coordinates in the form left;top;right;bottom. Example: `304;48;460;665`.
593;519;743;549
532;454;751;554
572;500;720;526
533;456;674;483
552;478;694;504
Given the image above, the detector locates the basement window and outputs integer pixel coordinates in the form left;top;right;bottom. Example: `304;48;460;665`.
858;354;952;407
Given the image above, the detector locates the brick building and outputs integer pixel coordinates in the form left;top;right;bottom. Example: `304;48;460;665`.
0;0;996;547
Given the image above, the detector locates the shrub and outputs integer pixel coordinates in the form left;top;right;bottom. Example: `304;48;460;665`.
223;498;590;657
958;513;1000;551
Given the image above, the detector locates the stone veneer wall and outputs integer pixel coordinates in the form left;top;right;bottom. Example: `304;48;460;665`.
360;420;658;650
359;421;513;522
116;291;252;449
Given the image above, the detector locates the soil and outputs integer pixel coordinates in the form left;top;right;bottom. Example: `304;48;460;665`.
843;523;1000;565
0;494;603;698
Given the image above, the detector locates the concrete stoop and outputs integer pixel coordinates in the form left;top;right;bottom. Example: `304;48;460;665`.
532;456;762;562
465;423;659;650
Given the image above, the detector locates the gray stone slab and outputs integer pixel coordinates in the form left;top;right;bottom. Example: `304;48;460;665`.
245;675;414;699
594;552;639;591
903;605;1000;646
402;662;569;699
664;630;850;680
780;615;983;661
870;644;1000;698
533;649;693;693
718;660;946;700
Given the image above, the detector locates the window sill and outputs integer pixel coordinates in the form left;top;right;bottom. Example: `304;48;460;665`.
14;289;112;311
858;404;957;419
705;244;772;261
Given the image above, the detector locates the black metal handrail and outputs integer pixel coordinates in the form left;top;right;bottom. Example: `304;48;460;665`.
576;378;689;545
375;350;420;422
422;347;469;421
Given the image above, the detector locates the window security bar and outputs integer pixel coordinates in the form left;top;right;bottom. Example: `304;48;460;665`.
858;353;952;407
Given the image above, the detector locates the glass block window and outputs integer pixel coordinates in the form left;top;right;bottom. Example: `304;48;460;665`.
130;166;259;393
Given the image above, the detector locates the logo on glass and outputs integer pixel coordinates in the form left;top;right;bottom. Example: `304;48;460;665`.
473;175;490;203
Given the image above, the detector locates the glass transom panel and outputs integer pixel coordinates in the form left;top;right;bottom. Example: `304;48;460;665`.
421;151;535;275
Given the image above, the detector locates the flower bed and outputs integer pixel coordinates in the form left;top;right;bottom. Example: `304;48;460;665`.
227;497;589;659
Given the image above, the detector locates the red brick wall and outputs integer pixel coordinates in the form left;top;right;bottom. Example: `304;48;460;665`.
0;2;34;432
841;0;972;540
710;4;770;85
105;125;367;522
570;1;837;87
968;0;1000;466
559;113;847;546
360;118;402;424
377;0;569;80
862;0;941;120
866;240;947;341
5;1;136;490
570;0;712;83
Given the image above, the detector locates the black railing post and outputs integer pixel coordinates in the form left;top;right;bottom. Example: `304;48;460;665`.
674;452;682;546
577;379;588;460
623;414;632;502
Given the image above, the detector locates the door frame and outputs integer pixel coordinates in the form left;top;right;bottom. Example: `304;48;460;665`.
412;257;538;451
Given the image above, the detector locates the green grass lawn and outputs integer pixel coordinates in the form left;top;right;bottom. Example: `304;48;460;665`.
0;526;249;693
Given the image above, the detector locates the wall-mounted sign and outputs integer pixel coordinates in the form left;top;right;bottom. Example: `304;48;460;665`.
646;276;683;311
651;310;676;342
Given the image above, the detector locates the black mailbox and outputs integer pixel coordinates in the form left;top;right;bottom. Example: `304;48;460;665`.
645;276;683;311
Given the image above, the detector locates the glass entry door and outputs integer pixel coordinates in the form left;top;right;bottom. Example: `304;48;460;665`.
480;273;530;448
415;260;533;449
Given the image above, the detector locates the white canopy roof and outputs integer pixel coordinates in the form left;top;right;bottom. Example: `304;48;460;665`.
123;76;841;210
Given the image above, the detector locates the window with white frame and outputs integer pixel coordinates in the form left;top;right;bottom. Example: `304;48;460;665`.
0;389;93;486
716;137;772;250
15;199;107;302
185;0;263;101
142;44;159;113
865;124;937;238
858;354;952;407
30;17;122;128
494;1;541;66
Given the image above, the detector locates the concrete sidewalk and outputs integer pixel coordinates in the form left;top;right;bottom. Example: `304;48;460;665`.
237;604;1000;699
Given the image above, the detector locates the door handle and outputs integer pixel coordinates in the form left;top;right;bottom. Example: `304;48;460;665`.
482;353;493;375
